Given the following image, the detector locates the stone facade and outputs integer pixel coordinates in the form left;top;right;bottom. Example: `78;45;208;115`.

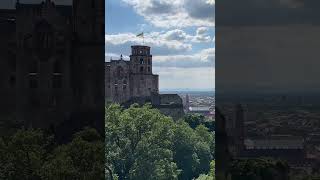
0;0;105;131
105;45;184;120
122;93;185;120
105;45;159;103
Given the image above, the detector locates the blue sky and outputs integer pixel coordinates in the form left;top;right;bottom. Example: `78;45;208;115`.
106;0;215;91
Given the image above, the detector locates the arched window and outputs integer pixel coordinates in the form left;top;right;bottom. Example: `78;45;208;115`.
29;75;38;89
116;66;124;78
34;19;53;61
140;58;144;64
140;66;144;72
9;76;16;88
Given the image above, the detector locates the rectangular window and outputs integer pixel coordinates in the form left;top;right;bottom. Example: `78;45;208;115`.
53;75;62;88
29;75;38;89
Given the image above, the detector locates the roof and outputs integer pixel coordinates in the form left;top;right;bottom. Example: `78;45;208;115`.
131;45;150;48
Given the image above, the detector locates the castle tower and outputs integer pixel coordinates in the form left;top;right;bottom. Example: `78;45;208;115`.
130;45;153;74
128;45;158;98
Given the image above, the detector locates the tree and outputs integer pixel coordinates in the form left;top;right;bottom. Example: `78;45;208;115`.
184;114;214;132
173;122;213;180
1;129;50;180
105;103;215;180
40;128;104;180
196;161;215;180
229;158;289;180
106;104;180;180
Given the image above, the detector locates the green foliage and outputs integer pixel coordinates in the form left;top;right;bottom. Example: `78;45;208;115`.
106;104;180;180
229;158;289;180
196;161;215;180
1;129;50;180
106;103;215;180
0;128;104;180
40;127;104;180
173;122;213;179
184;114;214;131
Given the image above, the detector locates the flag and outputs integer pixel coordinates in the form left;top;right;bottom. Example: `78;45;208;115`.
136;32;144;38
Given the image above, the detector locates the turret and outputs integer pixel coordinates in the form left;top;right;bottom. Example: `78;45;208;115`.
130;45;152;74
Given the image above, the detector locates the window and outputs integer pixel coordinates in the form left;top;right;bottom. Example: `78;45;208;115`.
148;59;151;65
116;66;124;78
52;95;58;106
8;52;16;71
9;76;16;88
29;60;38;73
140;58;144;64
148;67;151;72
140;66;144;72
52;75;62;88
29;75;38;89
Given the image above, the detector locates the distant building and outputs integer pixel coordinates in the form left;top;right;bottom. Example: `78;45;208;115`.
227;104;315;171
105;45;184;119
188;106;211;114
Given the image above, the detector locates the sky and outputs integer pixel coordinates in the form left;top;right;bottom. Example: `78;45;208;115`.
217;0;320;93
105;0;215;91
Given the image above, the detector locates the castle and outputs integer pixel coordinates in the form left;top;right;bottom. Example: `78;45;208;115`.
0;0;105;134
105;45;184;120
105;45;159;103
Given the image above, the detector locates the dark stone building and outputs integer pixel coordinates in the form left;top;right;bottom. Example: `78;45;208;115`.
0;0;105;135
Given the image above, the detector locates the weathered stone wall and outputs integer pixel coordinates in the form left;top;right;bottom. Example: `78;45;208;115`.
105;45;159;103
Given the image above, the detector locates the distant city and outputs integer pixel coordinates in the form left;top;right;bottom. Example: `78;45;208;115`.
217;92;320;177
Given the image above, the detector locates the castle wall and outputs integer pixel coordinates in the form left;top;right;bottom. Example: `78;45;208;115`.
130;74;158;98
105;45;159;104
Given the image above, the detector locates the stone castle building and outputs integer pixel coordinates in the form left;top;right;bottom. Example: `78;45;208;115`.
0;0;105;133
105;45;159;103
105;45;184;120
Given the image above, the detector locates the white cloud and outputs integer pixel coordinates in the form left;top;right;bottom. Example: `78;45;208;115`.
194;27;212;42
105;32;192;52
121;0;214;28
162;28;212;43
154;67;215;90
153;48;215;68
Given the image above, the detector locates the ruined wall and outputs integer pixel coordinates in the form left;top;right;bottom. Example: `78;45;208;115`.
105;45;159;104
